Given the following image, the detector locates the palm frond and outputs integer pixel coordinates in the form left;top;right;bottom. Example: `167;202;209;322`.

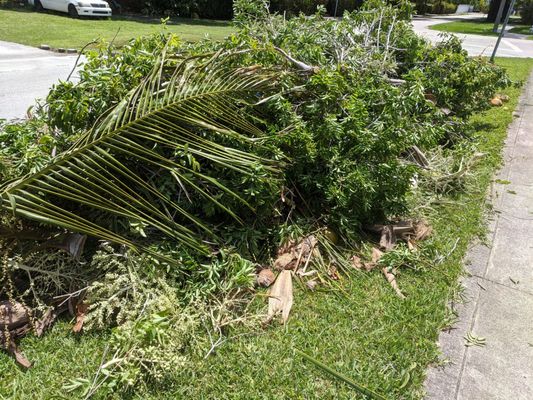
0;46;278;256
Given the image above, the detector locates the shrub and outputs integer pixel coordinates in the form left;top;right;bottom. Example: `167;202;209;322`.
518;0;533;24
118;0;233;18
270;0;328;15
431;0;457;14
326;0;363;15
39;0;510;235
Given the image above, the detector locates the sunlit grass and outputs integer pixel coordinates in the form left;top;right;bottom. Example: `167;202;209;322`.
0;8;234;49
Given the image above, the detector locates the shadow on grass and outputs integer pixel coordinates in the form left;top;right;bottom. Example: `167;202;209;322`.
470;120;497;132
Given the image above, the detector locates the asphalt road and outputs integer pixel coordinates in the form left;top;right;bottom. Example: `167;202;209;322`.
412;14;533;58
0;40;78;121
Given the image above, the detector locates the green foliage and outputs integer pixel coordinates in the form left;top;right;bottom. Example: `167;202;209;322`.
8;0;511;254
270;0;328;15
0;119;64;181
1;58;530;400
44;34;174;134
518;0;533;24
138;0;233;19
2;47;281;257
0;2;515;396
399;35;511;118
431;0;456;13
65;306;202;397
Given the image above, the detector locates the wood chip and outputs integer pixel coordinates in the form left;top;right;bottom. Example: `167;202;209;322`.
73;301;88;333
256;269;276;287
379;225;396;251
0;301;29;331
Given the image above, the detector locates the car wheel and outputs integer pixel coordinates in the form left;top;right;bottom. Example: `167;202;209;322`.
34;0;44;11
68;4;79;17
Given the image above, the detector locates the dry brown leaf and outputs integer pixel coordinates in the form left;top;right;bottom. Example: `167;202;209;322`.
498;94;510;103
328;266;340;280
266;270;293;324
274;253;295;270
372;247;384;262
273;235;317;270
490;97;503;107
414;219;432;241
72;301;88;333
1;326;32;368
350;255;363;269
257;269;276;287
382;267;406;299
363;247;383;271
3;339;31;368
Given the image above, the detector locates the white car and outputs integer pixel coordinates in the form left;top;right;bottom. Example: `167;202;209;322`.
29;0;112;17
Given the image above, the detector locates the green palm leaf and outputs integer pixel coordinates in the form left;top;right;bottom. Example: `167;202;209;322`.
0;46;278;257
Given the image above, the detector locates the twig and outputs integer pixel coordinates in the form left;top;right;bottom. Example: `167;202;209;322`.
67;40;98;82
273;47;318;73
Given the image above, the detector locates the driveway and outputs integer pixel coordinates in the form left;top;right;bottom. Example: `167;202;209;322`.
0;41;78;121
412;13;533;58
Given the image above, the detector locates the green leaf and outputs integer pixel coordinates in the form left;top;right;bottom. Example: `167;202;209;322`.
0;42;279;259
295;348;388;400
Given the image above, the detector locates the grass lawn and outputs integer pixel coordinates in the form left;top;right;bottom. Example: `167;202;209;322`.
509;25;533;36
430;18;533;38
0;8;234;49
1;58;532;399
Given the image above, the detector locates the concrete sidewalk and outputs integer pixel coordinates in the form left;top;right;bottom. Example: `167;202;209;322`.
424;72;533;398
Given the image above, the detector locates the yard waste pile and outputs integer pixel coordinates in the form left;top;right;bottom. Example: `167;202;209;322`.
0;0;512;395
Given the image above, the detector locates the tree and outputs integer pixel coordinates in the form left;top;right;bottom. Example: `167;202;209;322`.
487;0;510;22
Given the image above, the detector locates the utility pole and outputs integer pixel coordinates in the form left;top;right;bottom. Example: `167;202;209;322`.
492;0;507;32
334;0;339;17
490;0;517;62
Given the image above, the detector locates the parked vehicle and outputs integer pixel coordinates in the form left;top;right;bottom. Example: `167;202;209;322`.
28;0;112;17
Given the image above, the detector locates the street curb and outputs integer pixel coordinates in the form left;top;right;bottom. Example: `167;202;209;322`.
40;44;78;54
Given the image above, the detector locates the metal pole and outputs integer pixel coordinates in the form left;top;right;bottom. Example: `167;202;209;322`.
493;0;507;32
490;0;516;62
334;0;339;17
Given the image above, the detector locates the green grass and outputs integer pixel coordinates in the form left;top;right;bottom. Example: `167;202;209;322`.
1;58;532;399
509;25;533;38
0;8;234;49
430;18;533;38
